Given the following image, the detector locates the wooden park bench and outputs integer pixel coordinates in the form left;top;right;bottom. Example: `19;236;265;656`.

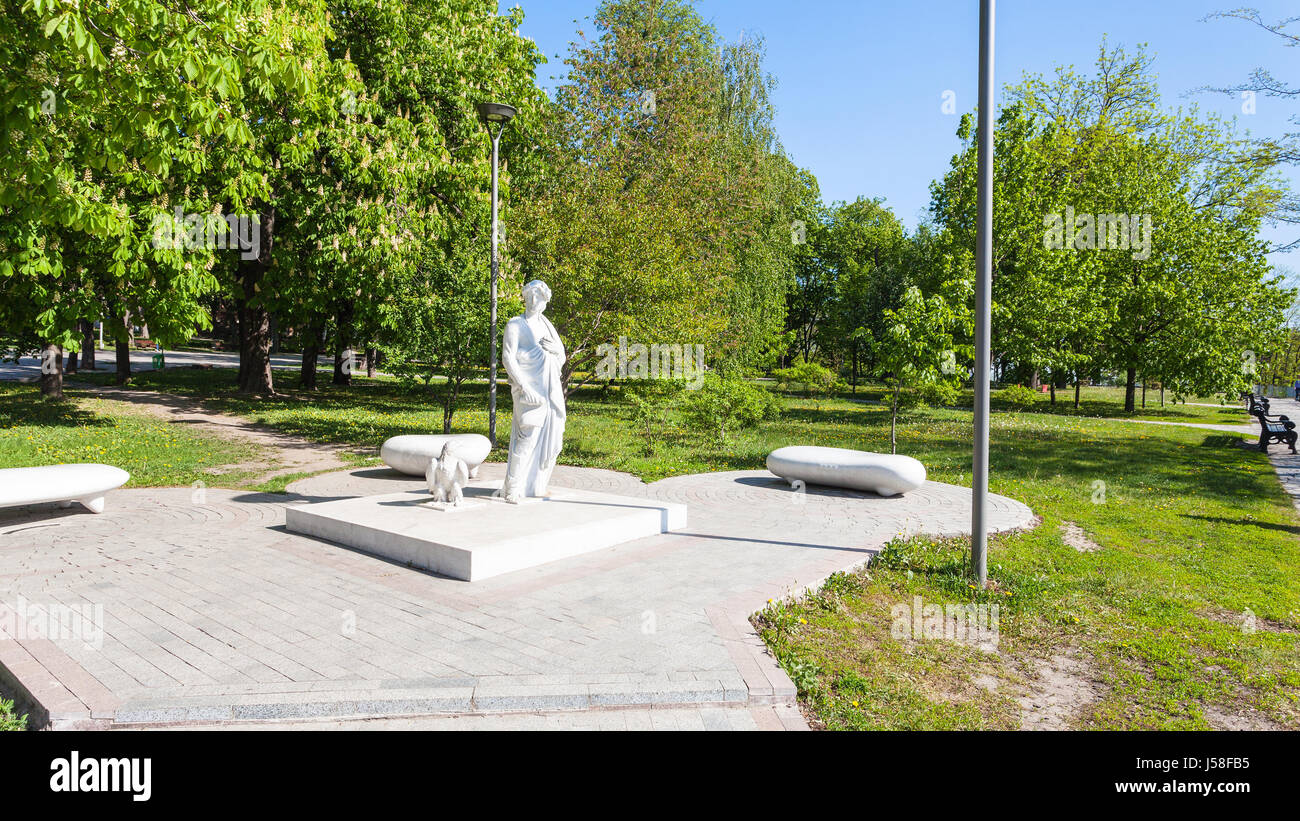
1251;407;1297;454
1244;392;1271;415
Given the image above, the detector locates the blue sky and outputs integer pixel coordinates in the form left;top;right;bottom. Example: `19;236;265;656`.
502;0;1299;268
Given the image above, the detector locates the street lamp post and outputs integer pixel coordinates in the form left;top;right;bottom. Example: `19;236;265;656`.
477;102;517;448
972;0;995;586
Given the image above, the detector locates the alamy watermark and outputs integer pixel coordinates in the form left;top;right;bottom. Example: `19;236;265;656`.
1043;206;1152;260
150;206;261;260
595;337;705;389
891;595;999;650
0;595;104;650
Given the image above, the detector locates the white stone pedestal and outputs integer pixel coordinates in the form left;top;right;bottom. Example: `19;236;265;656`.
285;482;687;581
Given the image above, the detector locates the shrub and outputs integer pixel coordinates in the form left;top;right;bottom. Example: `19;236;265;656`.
899;381;960;409
997;384;1039;408
682;375;780;444
624;378;691;453
773;359;838;398
0;698;27;732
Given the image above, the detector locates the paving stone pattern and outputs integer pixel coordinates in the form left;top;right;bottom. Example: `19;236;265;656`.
0;463;1033;729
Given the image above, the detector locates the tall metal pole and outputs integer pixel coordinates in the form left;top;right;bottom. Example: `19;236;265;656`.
972;0;995;586
488;125;502;448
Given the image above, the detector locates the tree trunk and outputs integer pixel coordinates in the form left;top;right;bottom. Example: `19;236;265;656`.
1074;377;1081;410
80;320;96;371
890;387;899;455
366;347;377;378
300;323;322;391
851;344;857;394
1124;367;1137;412
39;343;64;399
235;208;275;395
1049;380;1056;405
442;378;462;434
332;299;354;386
114;309;133;385
66;348;78;374
237;296;274;395
112;340;130;386
1141;379;1147;409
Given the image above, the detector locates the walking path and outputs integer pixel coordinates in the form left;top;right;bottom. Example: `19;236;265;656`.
0;349;327;382
1260;396;1300;516
71;383;357;484
0;460;1033;730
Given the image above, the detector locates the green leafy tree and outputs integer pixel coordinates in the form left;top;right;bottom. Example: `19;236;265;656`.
928;42;1292;412
377;230;489;433
623;378;690;454
268;0;547;395
1;0;331;397
865;285;969;454
516;0;814;391
818;197;909;381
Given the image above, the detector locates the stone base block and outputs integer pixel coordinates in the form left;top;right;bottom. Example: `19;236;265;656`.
285;482;686;581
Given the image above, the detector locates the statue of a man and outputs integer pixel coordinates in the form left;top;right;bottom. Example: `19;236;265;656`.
501;280;566;502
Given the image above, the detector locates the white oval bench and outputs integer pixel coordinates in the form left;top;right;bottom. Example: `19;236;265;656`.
766;445;926;497
380;434;492;477
0;464;131;514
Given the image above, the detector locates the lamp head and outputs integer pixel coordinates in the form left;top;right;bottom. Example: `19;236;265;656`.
476;102;517;124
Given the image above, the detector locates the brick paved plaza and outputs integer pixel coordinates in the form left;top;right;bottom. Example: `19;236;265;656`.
0;463;1033;730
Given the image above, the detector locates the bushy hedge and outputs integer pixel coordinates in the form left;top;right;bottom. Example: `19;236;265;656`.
683;375;781;443
996;384;1039;408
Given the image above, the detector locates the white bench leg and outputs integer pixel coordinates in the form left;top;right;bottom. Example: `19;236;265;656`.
78;496;106;514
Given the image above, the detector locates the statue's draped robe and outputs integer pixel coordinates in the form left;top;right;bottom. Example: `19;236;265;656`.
502;313;566;497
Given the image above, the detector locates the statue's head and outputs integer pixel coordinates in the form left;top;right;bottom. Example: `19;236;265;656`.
522;279;552;313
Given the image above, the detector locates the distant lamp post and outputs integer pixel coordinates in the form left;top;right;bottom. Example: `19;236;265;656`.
477;101;517;448
972;0;995;586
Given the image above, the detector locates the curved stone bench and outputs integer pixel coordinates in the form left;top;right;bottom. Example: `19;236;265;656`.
0;464;131;514
766;445;926;497
380;434;492;477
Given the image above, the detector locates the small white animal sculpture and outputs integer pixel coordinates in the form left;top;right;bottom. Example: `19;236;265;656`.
426;442;470;506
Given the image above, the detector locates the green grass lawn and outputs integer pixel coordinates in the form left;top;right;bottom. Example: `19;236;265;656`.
1006;384;1249;425
838;383;1248;425
0;382;268;487
752;408;1300;730
10;368;1296;729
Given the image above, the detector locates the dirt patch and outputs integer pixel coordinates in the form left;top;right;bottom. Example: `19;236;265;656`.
1203;704;1287;731
1200;607;1299;634
1060;521;1102;553
1016;653;1102;730
70;383;361;485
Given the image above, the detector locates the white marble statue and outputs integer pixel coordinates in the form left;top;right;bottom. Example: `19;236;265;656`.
427;442;469;506
500;279;566;503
